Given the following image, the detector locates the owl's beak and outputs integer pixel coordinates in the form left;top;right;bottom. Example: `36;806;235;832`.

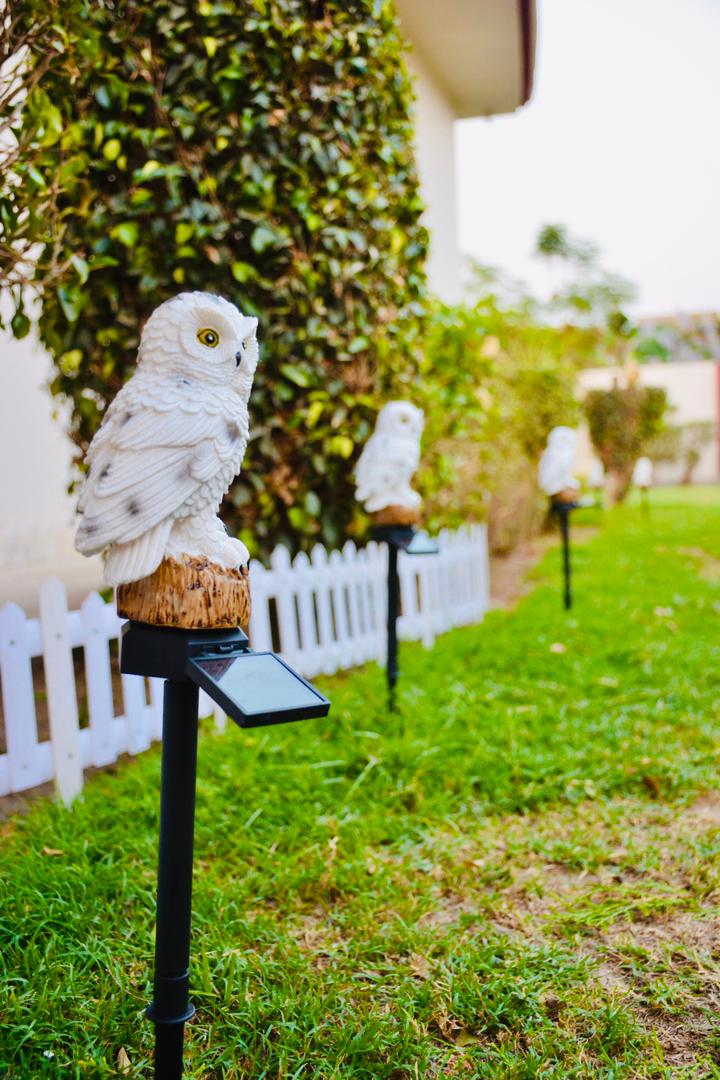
235;350;243;367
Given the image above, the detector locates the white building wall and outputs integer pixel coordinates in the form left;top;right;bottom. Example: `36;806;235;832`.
0;329;103;612
407;52;463;303
577;360;719;485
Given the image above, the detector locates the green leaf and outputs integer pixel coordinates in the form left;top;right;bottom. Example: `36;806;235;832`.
27;167;46;188
281;364;312;388
138;159;162;178
102;138;122;161
10;309;31;339
251;225;280;254
110;222;139;248
304;491;321;516
58;286;83;323
70;255;89;284
40;105;64;148
59;349;83;375
306;400;324;428
87;255;119;270
175;222;195;245
328;435;354;458
231;261;255;283
288;506;306;530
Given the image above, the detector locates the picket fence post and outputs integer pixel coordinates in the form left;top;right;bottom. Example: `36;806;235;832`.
80;592;117;768
38;578;84;806
0;603;42;793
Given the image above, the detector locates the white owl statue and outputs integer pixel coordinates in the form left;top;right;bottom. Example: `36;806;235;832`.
538;426;580;499
75;292;259;589
355;401;424;522
633;456;653;489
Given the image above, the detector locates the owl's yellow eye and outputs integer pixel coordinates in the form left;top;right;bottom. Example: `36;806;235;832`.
197;327;220;348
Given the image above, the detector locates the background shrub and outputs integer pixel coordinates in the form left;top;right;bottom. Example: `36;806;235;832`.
585;378;668;501
1;0;427;557
416;294;581;551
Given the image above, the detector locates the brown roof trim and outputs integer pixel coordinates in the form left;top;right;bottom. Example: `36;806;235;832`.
518;0;537;105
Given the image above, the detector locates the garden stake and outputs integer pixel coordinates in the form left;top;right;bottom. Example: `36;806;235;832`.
553;501;577;611
371;525;439;711
121;622;330;1079
150;678;199;1079
538;427;581;611
386;539;400;712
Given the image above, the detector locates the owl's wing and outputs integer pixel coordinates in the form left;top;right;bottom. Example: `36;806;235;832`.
355;434;417;500
76;389;243;555
354;434;386;499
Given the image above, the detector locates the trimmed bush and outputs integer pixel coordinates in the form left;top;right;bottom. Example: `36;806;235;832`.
585;380;668;501
2;0;427;556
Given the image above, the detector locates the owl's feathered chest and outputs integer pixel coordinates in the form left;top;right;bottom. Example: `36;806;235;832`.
86;370;250;519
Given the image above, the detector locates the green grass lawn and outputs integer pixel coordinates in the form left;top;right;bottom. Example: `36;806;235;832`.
2;488;720;1079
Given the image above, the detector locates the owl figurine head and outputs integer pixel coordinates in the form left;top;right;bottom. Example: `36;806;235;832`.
139;291;259;395
375;400;425;441
546;426;576;452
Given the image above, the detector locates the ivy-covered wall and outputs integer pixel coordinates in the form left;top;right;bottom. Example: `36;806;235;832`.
4;0;428;556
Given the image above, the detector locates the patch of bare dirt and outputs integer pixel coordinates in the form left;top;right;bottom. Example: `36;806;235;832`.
678;546;720;582
489;536;555;609
595;912;720;1068
380;793;720;1068
490;526;599;609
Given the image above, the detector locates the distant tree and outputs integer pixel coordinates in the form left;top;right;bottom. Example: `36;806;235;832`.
584;377;668;502
646;421;716;484
536;223;598;266
534;223;637;352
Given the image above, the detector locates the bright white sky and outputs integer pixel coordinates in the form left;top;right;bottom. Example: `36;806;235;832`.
455;0;720;317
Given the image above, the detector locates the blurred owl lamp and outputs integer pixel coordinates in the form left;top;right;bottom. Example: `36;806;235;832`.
74;292;330;1076
75;291;258;629
538;426;580;506
538;426;581;611
633;456;653;490
355;400;425;527
355;401;437;710
633;456;653;515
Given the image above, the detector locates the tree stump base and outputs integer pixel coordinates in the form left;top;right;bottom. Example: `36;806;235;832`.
116;555;251;629
552;489;580;506
371;505;421;527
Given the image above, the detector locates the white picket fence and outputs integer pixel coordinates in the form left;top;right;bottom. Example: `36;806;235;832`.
0;525;489;804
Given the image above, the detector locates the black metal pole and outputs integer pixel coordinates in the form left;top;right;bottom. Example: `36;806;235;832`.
148;678;200;1079
386;541;400;711
558;505;572;610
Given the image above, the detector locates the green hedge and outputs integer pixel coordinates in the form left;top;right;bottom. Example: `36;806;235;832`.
3;0;427;556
